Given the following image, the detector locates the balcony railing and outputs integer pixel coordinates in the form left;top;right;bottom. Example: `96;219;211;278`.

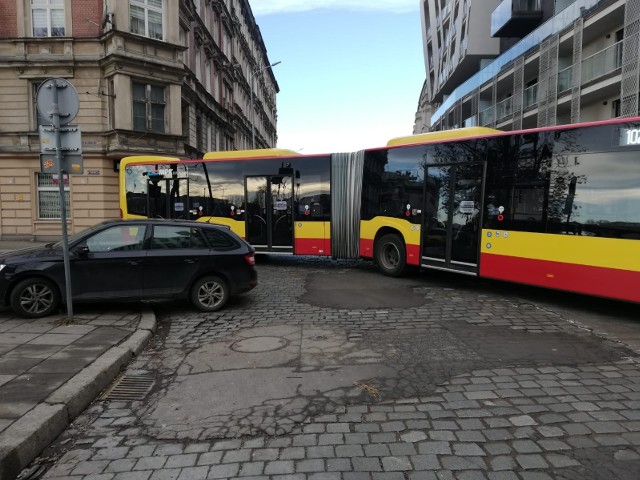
555;0;576;13
496;96;514;119
557;66;573;92
523;83;538;107
470;42;621;123
479;106;495;125
581;41;623;84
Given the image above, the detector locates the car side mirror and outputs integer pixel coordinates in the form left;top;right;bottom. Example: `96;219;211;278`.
74;245;90;257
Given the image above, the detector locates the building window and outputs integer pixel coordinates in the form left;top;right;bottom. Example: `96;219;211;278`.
130;0;163;40
31;0;65;37
132;82;165;133
37;173;70;219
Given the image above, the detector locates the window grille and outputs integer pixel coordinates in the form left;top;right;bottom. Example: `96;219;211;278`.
37;173;70;220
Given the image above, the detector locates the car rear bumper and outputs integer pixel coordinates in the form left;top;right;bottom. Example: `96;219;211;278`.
236;269;257;294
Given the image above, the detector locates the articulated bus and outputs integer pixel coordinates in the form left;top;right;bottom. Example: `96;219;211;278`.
119;116;640;303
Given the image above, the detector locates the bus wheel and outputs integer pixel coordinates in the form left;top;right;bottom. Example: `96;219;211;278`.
375;234;407;277
190;275;229;312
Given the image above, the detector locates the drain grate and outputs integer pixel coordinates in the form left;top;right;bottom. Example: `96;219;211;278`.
101;373;155;401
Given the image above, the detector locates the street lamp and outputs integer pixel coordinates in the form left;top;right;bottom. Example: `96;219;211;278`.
251;61;281;149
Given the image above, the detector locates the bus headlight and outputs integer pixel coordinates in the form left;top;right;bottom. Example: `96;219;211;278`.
0;264;5;272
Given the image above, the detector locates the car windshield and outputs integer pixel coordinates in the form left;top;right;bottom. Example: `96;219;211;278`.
51;222;112;248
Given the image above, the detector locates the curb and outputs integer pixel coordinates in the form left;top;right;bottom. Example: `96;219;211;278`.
0;309;157;480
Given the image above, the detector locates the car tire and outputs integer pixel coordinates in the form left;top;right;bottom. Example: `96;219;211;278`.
10;277;60;319
190;275;229;312
375;233;407;277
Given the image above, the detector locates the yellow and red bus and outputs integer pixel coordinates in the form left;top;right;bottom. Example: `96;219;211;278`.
119;116;640;303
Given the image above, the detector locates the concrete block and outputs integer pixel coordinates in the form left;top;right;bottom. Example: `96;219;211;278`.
0;403;68;480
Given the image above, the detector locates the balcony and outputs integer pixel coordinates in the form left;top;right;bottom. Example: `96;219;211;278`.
557;66;573;92
479;106;496;126
491;0;544;38
524;83;538;107
581;41;623;84
496;96;514;120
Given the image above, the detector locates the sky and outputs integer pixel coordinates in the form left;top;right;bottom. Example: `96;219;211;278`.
252;1;426;154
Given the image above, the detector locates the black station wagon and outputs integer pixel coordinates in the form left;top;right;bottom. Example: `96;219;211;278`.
0;219;257;318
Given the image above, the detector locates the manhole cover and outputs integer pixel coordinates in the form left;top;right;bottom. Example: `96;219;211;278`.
101;373;155;401
230;336;289;353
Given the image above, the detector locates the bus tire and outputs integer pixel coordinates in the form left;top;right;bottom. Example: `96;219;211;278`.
375;234;407;277
10;277;60;318
190;275;229;312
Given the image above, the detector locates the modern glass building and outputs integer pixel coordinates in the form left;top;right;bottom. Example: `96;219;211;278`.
415;0;640;132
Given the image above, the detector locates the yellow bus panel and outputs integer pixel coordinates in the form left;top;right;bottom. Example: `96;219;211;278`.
203;149;300;160
387;127;501;147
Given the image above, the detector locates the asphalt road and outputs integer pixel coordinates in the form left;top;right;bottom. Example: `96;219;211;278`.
27;257;640;480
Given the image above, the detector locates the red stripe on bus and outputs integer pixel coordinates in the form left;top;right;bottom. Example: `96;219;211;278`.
295;238;331;256
407;244;420;266
480;253;640;303
360;239;374;259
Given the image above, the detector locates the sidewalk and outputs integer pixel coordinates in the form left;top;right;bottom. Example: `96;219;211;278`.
0;238;156;480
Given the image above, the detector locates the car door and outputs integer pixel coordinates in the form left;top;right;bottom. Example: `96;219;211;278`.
143;224;210;296
71;224;147;300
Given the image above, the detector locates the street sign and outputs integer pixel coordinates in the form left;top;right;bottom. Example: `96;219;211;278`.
39;124;84;174
35;78;81;322
40;153;84;175
39;125;82;154
36;78;79;125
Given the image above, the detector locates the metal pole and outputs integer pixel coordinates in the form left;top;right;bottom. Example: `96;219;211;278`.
51;79;74;321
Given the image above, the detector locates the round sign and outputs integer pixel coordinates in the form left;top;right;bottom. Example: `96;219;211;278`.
36;78;79;126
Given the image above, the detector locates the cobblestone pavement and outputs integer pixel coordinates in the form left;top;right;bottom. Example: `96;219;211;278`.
28;257;640;480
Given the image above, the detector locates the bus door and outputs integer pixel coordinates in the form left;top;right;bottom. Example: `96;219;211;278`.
147;176;190;220
245;175;293;252
422;163;485;274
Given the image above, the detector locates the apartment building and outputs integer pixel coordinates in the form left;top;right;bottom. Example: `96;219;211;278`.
0;0;279;238
416;0;640;133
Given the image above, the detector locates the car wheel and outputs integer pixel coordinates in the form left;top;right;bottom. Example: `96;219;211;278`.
190;275;229;312
375;233;407;277
10;277;60;318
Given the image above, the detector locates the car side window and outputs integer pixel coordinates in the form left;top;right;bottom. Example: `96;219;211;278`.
202;228;240;250
85;225;146;253
151;226;208;249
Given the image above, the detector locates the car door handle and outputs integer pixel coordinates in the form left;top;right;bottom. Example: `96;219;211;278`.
127;260;141;266
184;259;197;264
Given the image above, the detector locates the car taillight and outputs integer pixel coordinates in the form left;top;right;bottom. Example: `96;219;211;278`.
244;253;255;266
